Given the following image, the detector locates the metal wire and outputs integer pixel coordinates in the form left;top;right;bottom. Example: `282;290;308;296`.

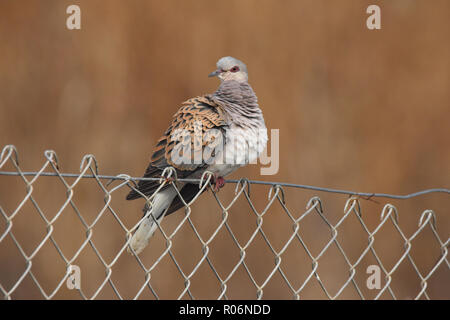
0;144;449;300
0;171;448;200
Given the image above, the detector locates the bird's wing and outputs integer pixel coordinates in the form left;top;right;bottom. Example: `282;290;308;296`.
126;95;228;200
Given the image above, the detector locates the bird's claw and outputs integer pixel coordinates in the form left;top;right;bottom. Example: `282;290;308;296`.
213;176;226;192
163;177;175;184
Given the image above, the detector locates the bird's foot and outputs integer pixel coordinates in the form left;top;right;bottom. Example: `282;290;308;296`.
213;175;226;192
162;177;175;185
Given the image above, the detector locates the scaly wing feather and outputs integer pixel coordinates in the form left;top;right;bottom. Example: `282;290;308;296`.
126;95;227;200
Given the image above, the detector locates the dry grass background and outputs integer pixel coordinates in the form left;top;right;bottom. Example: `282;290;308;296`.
0;0;449;299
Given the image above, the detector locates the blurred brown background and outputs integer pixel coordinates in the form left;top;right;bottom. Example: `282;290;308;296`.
0;0;449;299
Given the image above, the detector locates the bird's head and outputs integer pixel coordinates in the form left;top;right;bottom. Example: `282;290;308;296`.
208;56;248;83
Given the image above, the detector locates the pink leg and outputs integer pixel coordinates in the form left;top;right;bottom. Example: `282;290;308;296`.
213;175;226;192
163;177;174;184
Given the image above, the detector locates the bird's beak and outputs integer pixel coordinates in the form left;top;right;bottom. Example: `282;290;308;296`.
208;69;221;78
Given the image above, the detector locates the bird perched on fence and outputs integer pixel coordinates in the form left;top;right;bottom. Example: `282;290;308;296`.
126;56;268;254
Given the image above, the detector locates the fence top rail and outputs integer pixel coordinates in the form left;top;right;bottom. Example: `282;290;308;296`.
0;170;448;201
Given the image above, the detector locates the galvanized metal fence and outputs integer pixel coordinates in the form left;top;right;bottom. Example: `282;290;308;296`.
0;145;449;300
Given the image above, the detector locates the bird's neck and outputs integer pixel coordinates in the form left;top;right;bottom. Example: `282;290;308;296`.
212;80;263;128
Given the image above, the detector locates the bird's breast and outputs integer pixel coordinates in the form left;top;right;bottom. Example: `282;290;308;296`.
205;124;267;178
223;124;268;165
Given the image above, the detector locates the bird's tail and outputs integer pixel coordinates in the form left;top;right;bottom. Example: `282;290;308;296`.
128;187;178;254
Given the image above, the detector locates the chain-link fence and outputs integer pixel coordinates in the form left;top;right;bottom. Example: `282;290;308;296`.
0;144;449;300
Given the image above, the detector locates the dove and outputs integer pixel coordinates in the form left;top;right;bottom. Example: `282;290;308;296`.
126;56;268;254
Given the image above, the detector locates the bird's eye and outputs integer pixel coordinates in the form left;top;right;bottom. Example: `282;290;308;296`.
230;66;240;73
